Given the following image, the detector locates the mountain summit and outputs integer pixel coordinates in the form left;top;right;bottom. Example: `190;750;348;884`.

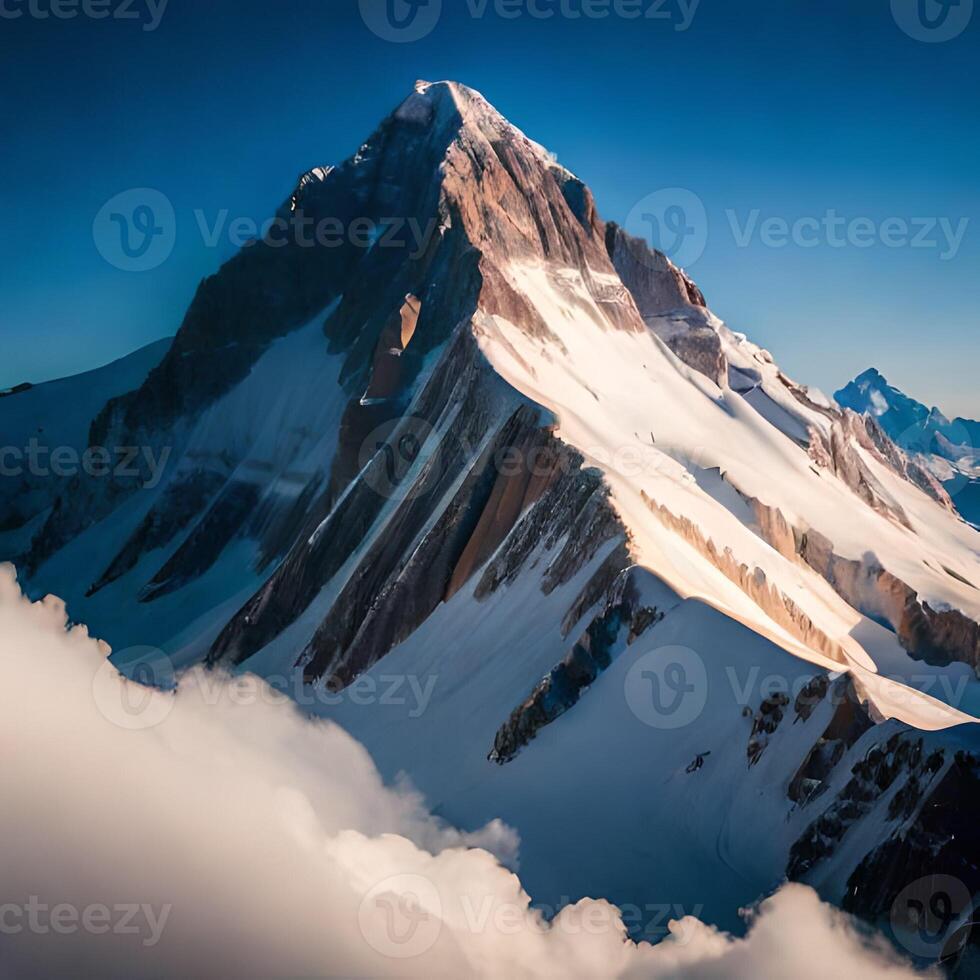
3;81;979;946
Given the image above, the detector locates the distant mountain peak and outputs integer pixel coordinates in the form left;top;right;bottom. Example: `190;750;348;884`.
836;367;979;525
853;366;886;385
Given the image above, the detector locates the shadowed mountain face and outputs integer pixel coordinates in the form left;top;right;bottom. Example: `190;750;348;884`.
3;80;979;959
837;369;980;527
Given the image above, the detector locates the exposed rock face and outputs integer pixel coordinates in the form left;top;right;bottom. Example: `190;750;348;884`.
653;310;729;387
207;325;511;671
862;413;956;510
490;567;664;764
836;369;980;503
29;79;652;631
842;751;980;930
475;461;625;605
704;469;980;677
774;673;980;951
0;382;33;399
166;150;659;707
787;678;980;904
807;411;912;527
797;528;980;676
207;317;628;688
604;223;727;385
604;223;706;314
746;691;791;767
642;453;978;684
361;294;422;402
786;676;875;806
86;469;226;597
27;81;487;573
639;490;847;664
295;400;555;688
805;407;956;520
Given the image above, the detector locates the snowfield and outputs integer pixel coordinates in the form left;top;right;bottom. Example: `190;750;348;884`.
473;260;980;730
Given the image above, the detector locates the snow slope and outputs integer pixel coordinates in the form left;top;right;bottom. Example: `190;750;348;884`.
474;260;980;729
0;338;169;555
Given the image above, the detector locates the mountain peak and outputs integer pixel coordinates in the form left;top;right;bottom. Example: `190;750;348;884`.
393;79;566;175
395;78;503;125
854;367;885;386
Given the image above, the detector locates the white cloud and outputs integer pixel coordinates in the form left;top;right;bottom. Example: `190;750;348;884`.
0;564;930;978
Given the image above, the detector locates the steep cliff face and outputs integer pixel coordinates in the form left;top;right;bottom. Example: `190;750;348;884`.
27;80;486;576
603;223;725;385
202;80;650;685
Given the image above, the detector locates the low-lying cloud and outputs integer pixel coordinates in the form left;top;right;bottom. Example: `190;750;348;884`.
0;564;930;978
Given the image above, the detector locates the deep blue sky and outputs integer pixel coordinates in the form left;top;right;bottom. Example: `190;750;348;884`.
2;0;977;415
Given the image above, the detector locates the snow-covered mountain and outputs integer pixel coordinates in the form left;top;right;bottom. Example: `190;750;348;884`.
0;338;170;558
3;81;979;962
836;368;980;529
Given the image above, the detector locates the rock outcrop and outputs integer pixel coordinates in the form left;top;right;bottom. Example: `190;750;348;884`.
490;566;664;764
604;223;727;385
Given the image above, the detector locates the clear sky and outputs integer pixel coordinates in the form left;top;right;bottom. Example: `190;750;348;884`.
1;0;977;416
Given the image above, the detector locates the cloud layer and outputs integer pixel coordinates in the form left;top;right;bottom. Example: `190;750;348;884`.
0;564;929;978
